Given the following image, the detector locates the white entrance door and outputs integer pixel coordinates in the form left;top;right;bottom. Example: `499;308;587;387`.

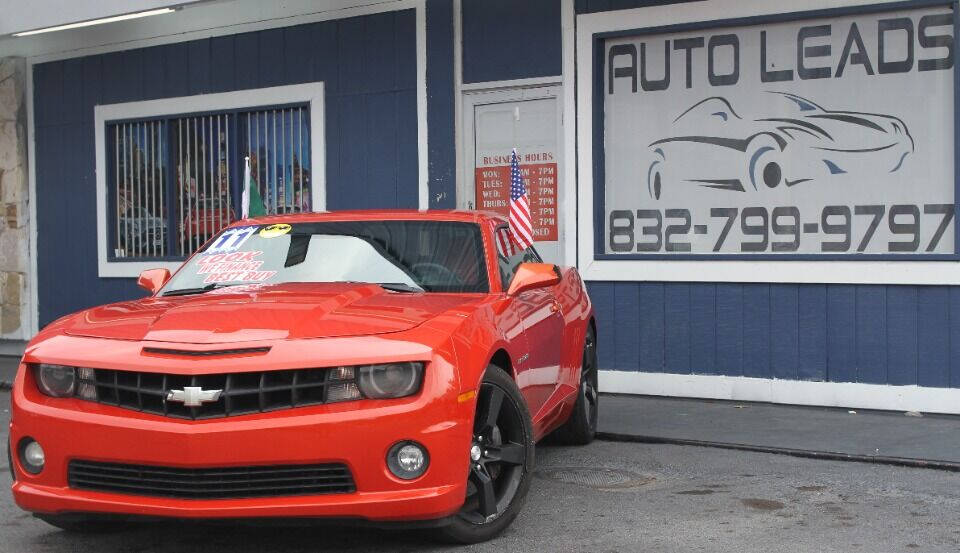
462;86;563;264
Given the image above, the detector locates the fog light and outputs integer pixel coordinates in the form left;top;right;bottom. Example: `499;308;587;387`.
387;441;429;480
19;439;44;474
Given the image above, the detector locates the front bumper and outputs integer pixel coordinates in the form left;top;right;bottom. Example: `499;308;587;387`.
9;361;473;522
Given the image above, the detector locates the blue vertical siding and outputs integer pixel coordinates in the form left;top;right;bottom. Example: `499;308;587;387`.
587;282;960;388
590;283;616;372
887;287;919;386
664;284;690;374
826;285;857;382
917;287;950;388
612;283;641;371
426;0;456;208
856;286;887;384
742;284;771;379
797;285;827;381
950;289;960;388
187;39;211;94
461;0;562;83
770;285;799;381
715;284;743;376
34;11;419;326
688;284;716;374
574;0;698;14
638;284;665;372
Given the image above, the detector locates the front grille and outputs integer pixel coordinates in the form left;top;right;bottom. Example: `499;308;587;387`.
69;460;355;499
90;367;352;420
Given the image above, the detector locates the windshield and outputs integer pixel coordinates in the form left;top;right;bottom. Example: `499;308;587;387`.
161;220;489;294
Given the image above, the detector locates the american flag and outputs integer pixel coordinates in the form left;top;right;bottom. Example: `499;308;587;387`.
506;148;534;254
495;227;516;258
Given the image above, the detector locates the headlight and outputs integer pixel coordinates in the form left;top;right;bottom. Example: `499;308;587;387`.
356;362;423;399
33;364;97;399
35;364;76;397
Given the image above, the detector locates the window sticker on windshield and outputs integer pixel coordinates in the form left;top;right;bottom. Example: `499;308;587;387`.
196;251;264;274
195;250;277;284
259;223;291;238
201;270;276;285
204;226;259;255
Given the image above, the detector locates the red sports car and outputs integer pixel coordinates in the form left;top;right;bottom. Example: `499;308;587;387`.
8;210;597;543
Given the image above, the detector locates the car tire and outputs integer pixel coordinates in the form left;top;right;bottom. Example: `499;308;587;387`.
35;514;128;533
436;365;535;544
551;326;599;446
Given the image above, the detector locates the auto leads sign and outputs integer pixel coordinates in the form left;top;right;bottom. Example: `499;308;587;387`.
602;6;956;256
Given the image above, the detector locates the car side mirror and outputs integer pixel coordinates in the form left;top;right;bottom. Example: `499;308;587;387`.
137;268;171;295
507;263;561;296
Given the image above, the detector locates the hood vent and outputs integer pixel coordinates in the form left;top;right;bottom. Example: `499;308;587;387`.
142;346;271;357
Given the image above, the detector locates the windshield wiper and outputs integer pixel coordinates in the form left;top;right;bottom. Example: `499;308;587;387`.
376;282;424;293
162;283;238;297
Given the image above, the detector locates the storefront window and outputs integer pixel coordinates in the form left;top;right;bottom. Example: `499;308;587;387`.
107;105;311;260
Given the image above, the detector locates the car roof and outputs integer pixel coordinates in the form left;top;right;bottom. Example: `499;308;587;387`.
227;209;508;227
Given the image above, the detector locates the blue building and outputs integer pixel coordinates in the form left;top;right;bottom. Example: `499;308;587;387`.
3;0;960;413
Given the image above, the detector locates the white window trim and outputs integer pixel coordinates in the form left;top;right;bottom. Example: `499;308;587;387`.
573;0;960;285
93;82;326;278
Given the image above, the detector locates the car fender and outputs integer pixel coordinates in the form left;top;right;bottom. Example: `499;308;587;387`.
419;299;526;395
554;267;594;388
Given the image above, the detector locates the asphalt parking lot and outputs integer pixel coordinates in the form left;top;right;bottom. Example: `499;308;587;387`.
3;392;959;553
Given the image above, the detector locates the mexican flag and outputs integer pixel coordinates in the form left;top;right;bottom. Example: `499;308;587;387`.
241;156;266;219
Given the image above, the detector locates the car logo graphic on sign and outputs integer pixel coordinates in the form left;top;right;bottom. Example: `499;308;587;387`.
166;386;223;407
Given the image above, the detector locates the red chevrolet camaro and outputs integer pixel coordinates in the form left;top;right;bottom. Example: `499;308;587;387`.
8;210;597;543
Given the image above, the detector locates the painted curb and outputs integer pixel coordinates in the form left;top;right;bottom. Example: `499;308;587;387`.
597;432;960;473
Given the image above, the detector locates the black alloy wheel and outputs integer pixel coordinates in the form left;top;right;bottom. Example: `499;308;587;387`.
580;329;599;434
438;366;534;544
552;326;599;445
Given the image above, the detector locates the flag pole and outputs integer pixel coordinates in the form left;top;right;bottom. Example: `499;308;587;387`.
241;156;251;219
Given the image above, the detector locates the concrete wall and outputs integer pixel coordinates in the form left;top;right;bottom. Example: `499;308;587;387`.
0;57;28;340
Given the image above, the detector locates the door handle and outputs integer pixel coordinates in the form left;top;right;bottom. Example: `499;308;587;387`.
550;300;562;313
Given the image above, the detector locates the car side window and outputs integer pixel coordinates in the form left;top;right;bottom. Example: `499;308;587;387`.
494;226;542;291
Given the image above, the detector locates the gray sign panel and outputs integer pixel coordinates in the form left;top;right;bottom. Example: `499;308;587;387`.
602;6;955;256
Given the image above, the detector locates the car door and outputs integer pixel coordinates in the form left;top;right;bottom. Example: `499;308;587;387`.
494;227;564;416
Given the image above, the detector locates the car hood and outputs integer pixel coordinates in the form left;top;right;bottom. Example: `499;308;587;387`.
63;282;478;344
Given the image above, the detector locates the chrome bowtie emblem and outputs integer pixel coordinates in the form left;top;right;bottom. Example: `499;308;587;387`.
166;386;222;407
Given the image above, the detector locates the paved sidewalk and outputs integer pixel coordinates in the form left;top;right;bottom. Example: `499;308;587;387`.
0;355;16;388
599;394;960;469
0;340;25;357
